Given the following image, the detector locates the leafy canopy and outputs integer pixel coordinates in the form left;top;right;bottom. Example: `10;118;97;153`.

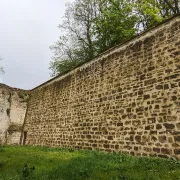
50;0;179;76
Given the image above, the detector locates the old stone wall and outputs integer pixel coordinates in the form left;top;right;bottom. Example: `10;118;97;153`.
24;15;180;159
0;84;28;145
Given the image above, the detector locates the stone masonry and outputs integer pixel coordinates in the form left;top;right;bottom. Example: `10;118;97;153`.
23;14;179;159
0;84;28;145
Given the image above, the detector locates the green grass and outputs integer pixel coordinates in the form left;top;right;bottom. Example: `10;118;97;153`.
0;146;180;180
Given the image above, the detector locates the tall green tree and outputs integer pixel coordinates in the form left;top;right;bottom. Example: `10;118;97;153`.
94;0;137;53
135;0;180;30
157;0;180;17
50;0;98;76
50;0;137;76
50;0;180;76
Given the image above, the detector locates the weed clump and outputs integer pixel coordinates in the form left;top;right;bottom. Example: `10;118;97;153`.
21;164;35;180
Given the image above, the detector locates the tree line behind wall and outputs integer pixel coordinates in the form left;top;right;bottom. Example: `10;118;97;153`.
49;0;180;76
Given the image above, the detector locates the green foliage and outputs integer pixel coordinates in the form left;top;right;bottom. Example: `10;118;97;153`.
135;0;180;29
94;0;137;52
0;145;4;152
0;146;180;180
49;0;180;76
49;0;137;76
49;57;85;76
18;91;29;102
21;164;35;180
49;0;179;76
135;0;163;29
49;0;97;76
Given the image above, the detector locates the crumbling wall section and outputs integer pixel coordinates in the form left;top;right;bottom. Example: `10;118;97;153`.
0;84;28;145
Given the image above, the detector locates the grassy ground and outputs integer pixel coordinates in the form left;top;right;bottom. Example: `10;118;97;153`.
0;146;180;180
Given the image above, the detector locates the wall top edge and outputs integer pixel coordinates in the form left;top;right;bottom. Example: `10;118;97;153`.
32;13;180;91
0;83;27;92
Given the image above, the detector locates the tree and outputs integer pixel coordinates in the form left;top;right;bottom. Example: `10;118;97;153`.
50;0;99;76
50;0;180;76
157;0;180;17
50;0;137;76
94;0;137;53
135;0;180;30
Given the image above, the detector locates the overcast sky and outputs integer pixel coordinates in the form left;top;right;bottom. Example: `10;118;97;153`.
0;0;73;90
